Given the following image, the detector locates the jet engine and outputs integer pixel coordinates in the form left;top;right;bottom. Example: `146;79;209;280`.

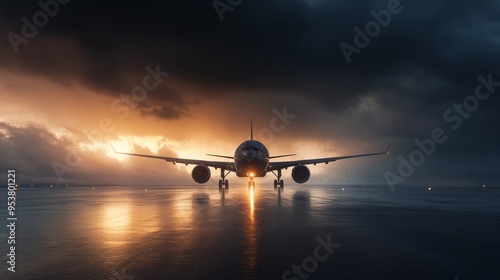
291;165;310;184
192;165;211;183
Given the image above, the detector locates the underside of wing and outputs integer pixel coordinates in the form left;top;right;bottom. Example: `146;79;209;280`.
268;145;390;171
114;148;235;171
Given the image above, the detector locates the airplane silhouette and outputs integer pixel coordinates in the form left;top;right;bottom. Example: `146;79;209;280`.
114;121;390;188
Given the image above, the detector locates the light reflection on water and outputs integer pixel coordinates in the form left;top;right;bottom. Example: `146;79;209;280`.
5;185;499;279
103;202;131;235
172;192;195;231
243;186;258;279
99;197;163;246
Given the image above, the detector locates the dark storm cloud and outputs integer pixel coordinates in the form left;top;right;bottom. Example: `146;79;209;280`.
0;122;67;181
0;122;185;184
1;0;498;107
138;102;187;120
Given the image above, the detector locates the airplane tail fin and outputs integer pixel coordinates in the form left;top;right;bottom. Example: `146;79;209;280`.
250;120;253;140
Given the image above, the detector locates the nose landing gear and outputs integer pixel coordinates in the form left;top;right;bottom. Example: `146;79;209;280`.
247;180;255;188
247;172;256;187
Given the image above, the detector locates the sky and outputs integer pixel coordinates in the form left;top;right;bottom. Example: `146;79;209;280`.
0;0;499;187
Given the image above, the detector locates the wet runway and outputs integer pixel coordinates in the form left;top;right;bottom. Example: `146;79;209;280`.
1;184;499;279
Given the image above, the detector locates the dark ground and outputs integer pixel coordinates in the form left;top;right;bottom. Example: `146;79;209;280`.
0;184;499;280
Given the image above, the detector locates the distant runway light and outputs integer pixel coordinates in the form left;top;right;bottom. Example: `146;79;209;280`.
342;188;345;191
428;187;432;191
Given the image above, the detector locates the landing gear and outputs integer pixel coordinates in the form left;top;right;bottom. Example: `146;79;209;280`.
274;180;284;188
219;169;231;189
219;179;228;189
272;169;284;188
248;179;255;188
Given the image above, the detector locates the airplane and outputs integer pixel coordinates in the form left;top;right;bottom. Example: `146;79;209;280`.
113;121;390;189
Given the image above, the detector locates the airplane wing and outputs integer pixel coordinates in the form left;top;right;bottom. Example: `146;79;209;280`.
114;148;235;171
267;145;390;171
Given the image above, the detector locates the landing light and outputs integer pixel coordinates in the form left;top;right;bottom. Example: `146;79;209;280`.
248;172;255;177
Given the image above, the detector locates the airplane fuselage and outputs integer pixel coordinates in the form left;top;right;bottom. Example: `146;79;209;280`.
234;140;269;177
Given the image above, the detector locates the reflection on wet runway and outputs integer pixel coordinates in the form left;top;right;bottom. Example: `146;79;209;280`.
242;186;257;279
2;185;500;279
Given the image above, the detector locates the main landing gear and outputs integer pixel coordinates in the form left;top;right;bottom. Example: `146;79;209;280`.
272;169;284;189
219;180;228;189
273;180;284;188
218;168;231;189
272;169;285;189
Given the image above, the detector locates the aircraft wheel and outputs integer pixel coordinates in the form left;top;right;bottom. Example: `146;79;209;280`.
224;180;229;189
218;180;223;189
280;180;284;188
274;180;277;189
251;181;255;187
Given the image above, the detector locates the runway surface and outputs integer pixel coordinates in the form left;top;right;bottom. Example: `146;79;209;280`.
1;184;499;279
